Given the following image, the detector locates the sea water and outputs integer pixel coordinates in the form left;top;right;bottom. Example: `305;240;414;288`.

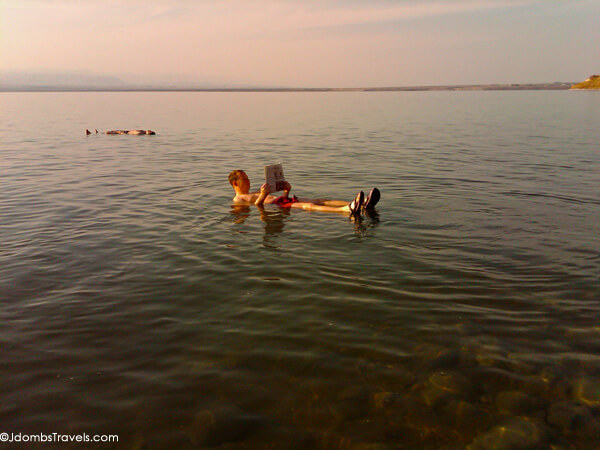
1;91;600;447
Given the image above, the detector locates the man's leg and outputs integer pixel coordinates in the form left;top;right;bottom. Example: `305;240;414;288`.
290;202;351;214
298;198;349;207
321;200;348;207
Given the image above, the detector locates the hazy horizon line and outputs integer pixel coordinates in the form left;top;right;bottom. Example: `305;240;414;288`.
0;70;582;91
0;82;575;93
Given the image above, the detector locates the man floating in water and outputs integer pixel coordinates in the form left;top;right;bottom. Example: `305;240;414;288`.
105;129;156;135
85;129;156;135
228;170;380;216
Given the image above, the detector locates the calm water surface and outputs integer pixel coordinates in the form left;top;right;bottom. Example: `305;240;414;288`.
2;92;600;448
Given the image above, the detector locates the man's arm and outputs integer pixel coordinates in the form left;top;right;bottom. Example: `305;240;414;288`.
255;183;271;206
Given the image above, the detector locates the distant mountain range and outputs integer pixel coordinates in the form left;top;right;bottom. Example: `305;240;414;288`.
0;71;126;88
0;71;252;90
0;71;575;92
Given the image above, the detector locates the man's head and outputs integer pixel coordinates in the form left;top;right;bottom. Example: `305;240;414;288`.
228;170;250;194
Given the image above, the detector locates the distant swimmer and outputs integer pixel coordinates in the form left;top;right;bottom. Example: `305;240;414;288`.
90;129;156;135
104;129;156;135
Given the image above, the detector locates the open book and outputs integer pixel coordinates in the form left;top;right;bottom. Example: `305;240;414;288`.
264;164;286;192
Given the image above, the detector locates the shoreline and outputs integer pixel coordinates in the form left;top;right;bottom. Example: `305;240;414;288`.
1;83;573;93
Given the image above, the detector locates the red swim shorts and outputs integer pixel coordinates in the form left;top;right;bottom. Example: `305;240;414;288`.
274;195;299;208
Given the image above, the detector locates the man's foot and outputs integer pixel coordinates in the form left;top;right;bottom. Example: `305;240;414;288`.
363;188;380;211
349;191;364;216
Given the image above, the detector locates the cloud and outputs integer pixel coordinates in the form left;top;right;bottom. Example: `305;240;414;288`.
284;1;535;28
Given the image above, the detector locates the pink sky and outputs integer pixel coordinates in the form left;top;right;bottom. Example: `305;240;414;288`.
1;0;598;87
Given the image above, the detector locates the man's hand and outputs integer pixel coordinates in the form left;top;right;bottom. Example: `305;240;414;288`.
282;181;292;192
260;183;271;195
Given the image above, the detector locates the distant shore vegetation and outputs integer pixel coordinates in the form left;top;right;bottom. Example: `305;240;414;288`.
571;75;600;90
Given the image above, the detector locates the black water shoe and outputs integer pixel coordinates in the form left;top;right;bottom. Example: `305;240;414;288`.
363;188;380;211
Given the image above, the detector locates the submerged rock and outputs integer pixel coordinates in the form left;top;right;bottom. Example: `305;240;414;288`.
422;371;472;407
538;366;571;397
389;367;416;389
329;386;371;422
372;392;400;410
140;430;194;450
316;431;392;450
428;349;461;370
467;367;518;395
257;426;317;449
495;391;546;417
574;376;600;407
445;399;493;429
187;406;266;446
362;363;415;391
383;392;433;430
468;418;548;450
547;401;600;437
350;443;393;450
